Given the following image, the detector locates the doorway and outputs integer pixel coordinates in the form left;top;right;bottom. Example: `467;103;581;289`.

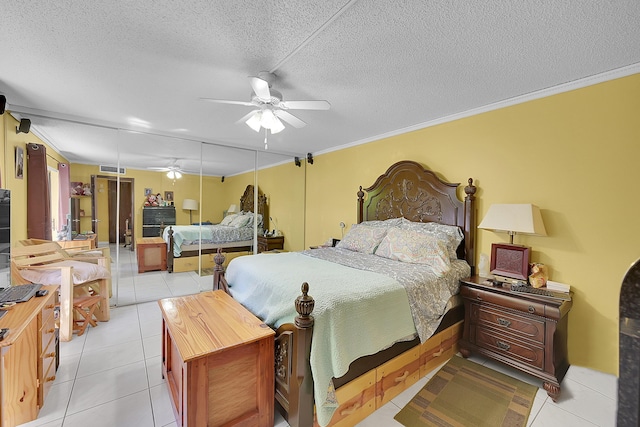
90;175;134;245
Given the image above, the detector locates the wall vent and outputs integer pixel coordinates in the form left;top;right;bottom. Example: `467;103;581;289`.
99;165;126;174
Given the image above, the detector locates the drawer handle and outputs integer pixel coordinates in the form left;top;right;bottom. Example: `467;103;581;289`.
497;318;511;327
46;328;55;334
45;352;56;359
45;375;56;383
496;340;511;351
395;370;410;383
433;348;444;357
528;305;536;314
476;295;483;301
340;402;361;416
45;304;55;309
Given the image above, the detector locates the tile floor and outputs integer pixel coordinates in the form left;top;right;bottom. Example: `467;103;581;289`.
18;245;618;427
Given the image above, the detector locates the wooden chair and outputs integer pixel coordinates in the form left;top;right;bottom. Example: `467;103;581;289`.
11;242;111;341
72;294;103;336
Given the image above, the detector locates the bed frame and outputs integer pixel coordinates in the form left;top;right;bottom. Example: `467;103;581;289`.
166;184;267;273
213;161;477;427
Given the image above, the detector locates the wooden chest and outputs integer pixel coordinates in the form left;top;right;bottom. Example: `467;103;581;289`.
159;291;275;427
136;237;167;273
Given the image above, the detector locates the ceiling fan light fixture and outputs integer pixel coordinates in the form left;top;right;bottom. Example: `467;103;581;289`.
270;116;285;134
246;111;262;132
260;108;277;129
167;170;182;180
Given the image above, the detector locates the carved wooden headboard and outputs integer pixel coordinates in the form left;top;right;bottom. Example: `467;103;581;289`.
357;160;477;271
239;184;268;229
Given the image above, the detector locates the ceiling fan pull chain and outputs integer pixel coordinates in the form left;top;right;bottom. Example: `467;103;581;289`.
264;128;268;150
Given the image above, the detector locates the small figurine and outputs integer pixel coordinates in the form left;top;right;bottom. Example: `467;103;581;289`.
529;263;549;288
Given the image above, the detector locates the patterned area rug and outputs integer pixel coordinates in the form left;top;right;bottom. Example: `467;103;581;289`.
394;356;537;427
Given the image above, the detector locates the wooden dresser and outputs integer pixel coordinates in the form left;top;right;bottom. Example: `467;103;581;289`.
0;285;58;427
458;276;572;400
158;290;275;427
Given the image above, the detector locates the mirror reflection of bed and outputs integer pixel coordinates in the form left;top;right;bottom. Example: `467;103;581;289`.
164;184;268;273
211;160;478;427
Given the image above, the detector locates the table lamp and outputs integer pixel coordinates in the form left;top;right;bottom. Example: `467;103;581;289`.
182;199;198;224
478;204;547;280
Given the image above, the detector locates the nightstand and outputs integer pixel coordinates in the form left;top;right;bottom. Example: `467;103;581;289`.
458;276;572;401
257;235;284;253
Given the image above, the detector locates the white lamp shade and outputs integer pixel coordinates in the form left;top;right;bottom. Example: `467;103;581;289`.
245;112;262;132
227;204;238;214
478;204;547;236
182;199;198;211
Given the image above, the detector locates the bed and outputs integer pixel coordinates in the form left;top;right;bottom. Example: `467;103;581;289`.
164;184;267;273
213;161;477;427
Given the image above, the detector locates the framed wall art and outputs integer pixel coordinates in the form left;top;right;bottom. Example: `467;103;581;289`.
15;147;24;179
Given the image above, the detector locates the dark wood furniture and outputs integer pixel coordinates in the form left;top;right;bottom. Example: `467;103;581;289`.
258;235;284;252
142;206;176;237
159;290;275;427
167;184;267;272
214;160;478;427
458;276;572;400
136;237;167;273
0;285;58;427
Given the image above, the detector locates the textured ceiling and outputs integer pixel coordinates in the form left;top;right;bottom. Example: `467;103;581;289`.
2;1;639;176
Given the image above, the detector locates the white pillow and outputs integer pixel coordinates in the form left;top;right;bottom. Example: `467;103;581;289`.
375;227;451;275
220;214;237;226
229;214;251;228
335;225;387;254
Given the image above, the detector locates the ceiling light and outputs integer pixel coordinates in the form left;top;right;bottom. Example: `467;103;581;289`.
270;117;285;134
246;112;262;132
167;170;182;180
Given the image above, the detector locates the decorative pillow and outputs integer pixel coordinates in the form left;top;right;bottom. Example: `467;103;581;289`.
399;218;463;259
220;214;237;226
336;225;388;254
229;214;252;228
359;218;403;228
375;228;451;275
243;213;263;229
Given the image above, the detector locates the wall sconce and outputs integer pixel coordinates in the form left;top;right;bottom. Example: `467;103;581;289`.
16;118;31;134
182;199;198;224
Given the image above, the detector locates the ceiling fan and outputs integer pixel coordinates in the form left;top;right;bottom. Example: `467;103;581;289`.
147;161;184;180
200;72;330;138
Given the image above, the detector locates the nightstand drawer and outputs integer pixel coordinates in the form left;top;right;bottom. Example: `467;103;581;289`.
473;304;545;345
475;327;544;370
461;286;546;317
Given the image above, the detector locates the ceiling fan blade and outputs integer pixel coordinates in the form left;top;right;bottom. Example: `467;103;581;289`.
250;76;271;101
236;110;260;125
274;110;307;128
199;98;255;107
147;167;170;171
279;100;330;110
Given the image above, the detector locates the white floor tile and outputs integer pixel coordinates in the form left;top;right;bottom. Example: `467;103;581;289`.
62;390;154;427
77;339;145;378
145;355;166;388
356;400;403;426
66;360;149;415
565;364;618;400
143;334;162;359
53;352;80;384
530;402;598;427
149;384;176;427
547;377;616;426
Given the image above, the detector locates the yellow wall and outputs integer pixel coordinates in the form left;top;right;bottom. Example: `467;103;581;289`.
304;74;640;376
3;73;637;376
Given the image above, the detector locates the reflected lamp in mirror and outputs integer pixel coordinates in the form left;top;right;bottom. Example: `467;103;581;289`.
226;204;238;216
478;204;547;281
182;199;198;224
